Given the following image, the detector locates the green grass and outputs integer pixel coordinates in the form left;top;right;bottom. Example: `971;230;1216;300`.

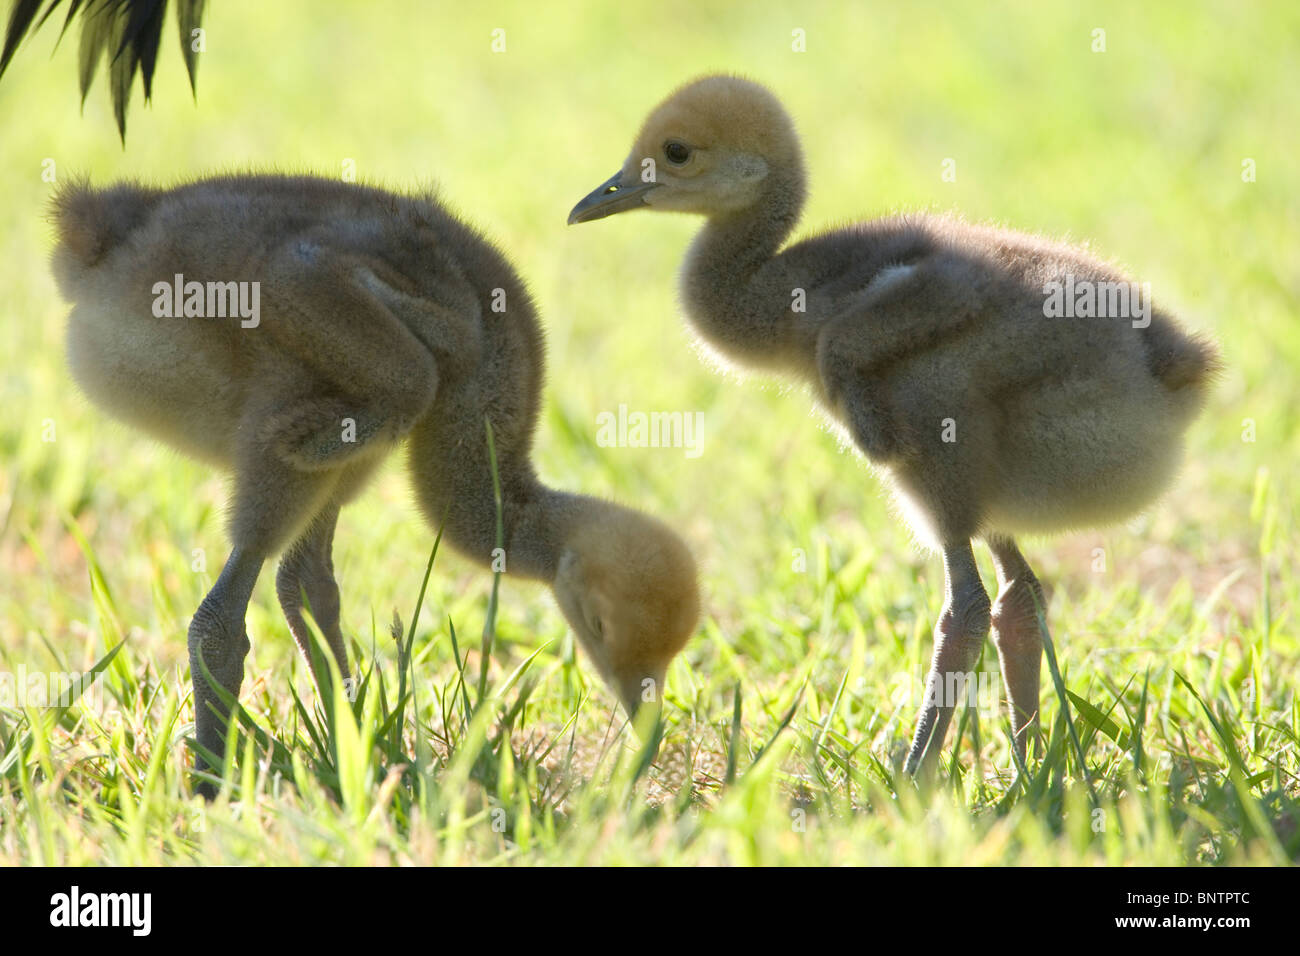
0;0;1296;865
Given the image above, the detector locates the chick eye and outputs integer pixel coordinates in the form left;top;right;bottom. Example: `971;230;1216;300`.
664;141;691;165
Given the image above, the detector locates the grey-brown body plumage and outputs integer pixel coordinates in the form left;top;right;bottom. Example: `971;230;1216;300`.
684;209;1217;548
56;175;539;565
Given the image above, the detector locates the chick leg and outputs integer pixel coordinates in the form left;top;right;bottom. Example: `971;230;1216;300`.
904;541;991;777
276;503;350;688
189;547;262;799
987;536;1044;765
190;406;345;797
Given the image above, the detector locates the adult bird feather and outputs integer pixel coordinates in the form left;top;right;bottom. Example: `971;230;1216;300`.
0;0;206;141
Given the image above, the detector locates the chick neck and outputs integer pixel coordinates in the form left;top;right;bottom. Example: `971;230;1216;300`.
406;415;593;585
679;161;811;372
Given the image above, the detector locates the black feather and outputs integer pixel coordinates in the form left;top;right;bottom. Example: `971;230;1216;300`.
114;0;162;98
0;0;208;140
75;1;112;106
55;1;88;43
175;0;200;94
0;0;44;78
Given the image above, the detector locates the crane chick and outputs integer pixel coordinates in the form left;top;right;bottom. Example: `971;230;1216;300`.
52;174;699;794
569;75;1218;775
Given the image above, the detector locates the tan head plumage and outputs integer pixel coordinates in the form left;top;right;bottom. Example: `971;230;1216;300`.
552;500;699;716
569;74;804;223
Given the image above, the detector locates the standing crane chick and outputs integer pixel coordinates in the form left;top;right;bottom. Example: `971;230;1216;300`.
52;174;699;794
569;75;1218;776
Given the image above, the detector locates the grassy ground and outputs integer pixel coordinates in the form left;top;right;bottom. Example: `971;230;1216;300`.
0;0;1296;865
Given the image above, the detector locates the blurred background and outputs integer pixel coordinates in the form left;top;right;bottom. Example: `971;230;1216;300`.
0;0;1295;847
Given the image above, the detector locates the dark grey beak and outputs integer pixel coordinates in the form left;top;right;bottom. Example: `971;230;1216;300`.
567;170;659;225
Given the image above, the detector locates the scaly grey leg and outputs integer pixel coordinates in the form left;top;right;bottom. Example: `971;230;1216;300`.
276;503;351;687
189;547;263;798
987;535;1045;765
905;541;991;778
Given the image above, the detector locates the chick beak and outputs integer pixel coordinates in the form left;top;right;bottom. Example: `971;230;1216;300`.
619;669;666;729
568;170;659;224
622;691;641;721
622;689;666;751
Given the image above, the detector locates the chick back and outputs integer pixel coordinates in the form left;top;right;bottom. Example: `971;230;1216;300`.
50;180;164;293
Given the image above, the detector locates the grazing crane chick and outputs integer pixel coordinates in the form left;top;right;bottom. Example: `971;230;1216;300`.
52;174;699;793
569;75;1218;775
